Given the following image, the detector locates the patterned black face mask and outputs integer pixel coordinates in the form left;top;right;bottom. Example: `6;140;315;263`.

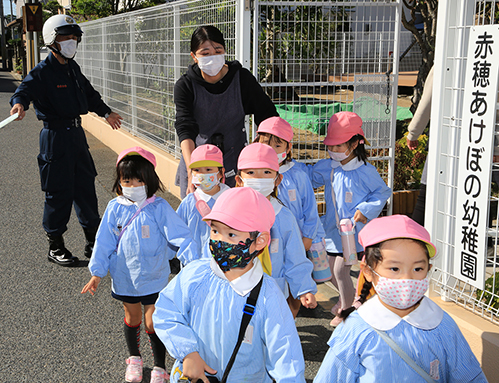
209;238;258;272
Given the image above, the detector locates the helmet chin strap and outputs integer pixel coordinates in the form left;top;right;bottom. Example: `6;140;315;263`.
48;41;72;60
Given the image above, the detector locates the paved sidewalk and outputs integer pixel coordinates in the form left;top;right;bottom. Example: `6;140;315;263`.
0;69;340;382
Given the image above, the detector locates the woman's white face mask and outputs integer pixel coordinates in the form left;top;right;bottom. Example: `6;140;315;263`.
196;54;225;76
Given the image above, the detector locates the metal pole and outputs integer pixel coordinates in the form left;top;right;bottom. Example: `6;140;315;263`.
0;0;8;69
25;0;35;72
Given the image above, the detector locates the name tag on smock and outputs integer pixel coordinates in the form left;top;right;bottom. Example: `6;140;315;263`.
270;238;279;253
345;192;353;203
288;189;297;202
142;225;150;238
243;324;253;344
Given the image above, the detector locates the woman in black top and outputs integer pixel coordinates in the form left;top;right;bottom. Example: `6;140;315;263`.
174;25;278;198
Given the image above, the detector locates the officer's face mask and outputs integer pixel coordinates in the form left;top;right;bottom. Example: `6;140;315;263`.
58;39;78;59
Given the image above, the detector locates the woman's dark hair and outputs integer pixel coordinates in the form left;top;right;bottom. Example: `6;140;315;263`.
190;26;225;53
253;133;292;164
113;155;164;198
338;238;430;321
346;134;368;164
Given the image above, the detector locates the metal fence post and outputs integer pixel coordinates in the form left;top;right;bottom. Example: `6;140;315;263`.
130;15;137;134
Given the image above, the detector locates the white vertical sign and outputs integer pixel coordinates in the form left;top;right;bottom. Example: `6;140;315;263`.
454;26;499;289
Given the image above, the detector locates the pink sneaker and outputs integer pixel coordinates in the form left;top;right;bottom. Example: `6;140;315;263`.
150;366;170;383
330;299;342;315
125;356;143;382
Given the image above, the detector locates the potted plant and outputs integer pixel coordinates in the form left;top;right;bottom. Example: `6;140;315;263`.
392;132;428;216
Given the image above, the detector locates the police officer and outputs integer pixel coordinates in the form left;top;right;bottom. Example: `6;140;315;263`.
9;15;123;267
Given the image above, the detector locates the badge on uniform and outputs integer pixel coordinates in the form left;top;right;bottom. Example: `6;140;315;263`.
141;225;150;238
288;189;297;202
270;238;279;253
243;324;254;344
345;191;353;203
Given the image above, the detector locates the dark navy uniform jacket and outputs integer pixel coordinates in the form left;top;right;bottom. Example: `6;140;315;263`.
10;52;111;122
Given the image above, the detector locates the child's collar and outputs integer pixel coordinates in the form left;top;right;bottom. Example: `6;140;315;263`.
331;157;364;171
116;195;156;208
194;183;230;202
357;295;443;330
269;196;283;215
210;257;264;296
279;161;294;174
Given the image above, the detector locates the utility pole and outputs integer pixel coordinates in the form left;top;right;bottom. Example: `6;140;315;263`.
0;0;8;69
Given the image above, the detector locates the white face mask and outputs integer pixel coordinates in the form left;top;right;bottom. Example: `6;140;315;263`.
192;172;220;192
58;39;78;59
328;148;349;162
276;151;287;163
196;54;225;76
121;185;147;204
243;177;276;197
372;269;429;310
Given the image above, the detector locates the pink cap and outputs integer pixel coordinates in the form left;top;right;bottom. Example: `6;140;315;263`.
238;143;279;172
323;112;365;146
189;144;223;169
116;146;157;168
358;215;436;258
203;187;275;241
257;116;294;143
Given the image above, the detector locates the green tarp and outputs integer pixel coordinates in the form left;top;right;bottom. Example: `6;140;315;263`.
276;96;413;135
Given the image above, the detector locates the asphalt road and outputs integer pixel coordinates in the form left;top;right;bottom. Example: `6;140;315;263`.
0;70;334;383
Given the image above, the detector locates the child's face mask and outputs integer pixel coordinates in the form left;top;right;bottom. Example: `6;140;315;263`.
192;172;220;192
121;185;147;204
209;238;258;272
242;177;276;197
328;148;349;162
371;268;429;309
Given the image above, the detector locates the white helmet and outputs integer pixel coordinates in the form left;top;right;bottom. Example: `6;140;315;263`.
42;14;83;46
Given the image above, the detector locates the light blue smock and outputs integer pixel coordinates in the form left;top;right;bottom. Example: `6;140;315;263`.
88;195;199;296
278;160;325;242
176;184;230;259
153;258;306;383
299;158;391;254
314;302;488;382
269;198;317;298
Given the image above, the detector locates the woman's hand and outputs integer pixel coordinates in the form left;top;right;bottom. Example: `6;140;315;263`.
105;112;123;130
182;352;217;383
81;276;101;295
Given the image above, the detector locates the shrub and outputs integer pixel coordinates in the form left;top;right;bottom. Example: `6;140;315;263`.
393;132;428;191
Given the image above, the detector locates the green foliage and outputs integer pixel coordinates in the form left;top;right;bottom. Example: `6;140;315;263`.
43;0;63;22
69;0;112;21
258;4;351;81
476;273;499;310
393;132;428;191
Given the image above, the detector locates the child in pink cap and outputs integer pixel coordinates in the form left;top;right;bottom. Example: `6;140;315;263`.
255;116;329;314
314;215;487;383
82;147;198;383
177;144;229;258
236;142;318;317
153;187;307;383
297;111;391;326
